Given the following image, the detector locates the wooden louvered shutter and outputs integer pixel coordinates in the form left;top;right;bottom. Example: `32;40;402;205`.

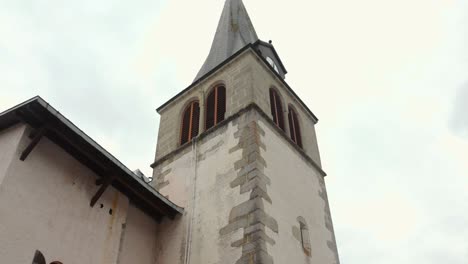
288;107;302;148
191;102;200;139
288;109;296;143
293;111;302;148
216;86;226;124
269;88;285;131
205;85;226;130
276;95;285;130
269;89;278;125
181;105;191;145
180;101;200;145
206;90;215;129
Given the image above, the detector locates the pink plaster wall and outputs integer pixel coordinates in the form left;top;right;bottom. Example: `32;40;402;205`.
0;124;26;186
118;204;159;264
0;125;164;264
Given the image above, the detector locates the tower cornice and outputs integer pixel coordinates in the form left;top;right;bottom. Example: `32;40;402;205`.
152;102;326;178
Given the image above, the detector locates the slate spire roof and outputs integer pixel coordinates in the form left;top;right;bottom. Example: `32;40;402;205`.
194;0;259;82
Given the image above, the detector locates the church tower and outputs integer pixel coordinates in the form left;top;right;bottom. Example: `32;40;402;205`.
150;1;340;263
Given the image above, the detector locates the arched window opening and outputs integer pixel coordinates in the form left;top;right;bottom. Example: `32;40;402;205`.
266;57;279;74
50;262;63;264
180;101;200;145
205;85;226;130
269;88;285;131
288;106;302;148
32;250;46;264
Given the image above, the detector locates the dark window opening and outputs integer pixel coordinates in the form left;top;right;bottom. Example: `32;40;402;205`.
180;101;200;145
269;88;285;131
288;107;302;148
32;250;46;264
300;222;311;256
296;216;311;257
205;85;226;130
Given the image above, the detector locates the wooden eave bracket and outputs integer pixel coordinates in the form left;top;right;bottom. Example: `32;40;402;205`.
20;126;46;161
90;175;115;207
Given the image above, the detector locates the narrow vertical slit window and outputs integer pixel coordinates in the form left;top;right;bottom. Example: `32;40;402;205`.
288;106;302;148
269;88;285;130
180;101;200;145
300;222;311;256
205;85;226;130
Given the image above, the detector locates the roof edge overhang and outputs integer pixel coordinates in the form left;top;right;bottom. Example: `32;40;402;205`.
156;42;319;123
255;40;288;75
0;96;183;220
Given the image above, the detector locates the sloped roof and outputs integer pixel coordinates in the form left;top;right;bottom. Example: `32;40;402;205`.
194;0;258;82
0;96;183;220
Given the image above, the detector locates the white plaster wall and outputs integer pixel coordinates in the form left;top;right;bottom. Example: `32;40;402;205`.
188;122;246;264
0;124;26;186
152;109;338;264
0;127;129;264
155;51;257;160
259;119;338;264
153;121;247;264
155;149;194;208
153;214;187;264
118;203;158;264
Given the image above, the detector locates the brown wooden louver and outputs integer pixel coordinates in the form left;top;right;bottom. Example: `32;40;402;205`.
269;88;285;131
205;85;226;130
288;107;302;148
180;101;200;145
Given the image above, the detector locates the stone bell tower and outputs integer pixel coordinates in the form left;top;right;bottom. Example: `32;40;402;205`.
150;0;340;263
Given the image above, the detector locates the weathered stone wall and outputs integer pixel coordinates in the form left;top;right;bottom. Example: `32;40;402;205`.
0;125;162;264
155;48;322;168
152;113;249;263
155;50;256;160
250;55;322;166
151;106;338;264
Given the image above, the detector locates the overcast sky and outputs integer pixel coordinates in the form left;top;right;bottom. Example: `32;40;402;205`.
1;0;467;263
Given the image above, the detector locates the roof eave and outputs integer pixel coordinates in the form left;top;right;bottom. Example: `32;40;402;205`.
255;40;288;74
0;97;183;219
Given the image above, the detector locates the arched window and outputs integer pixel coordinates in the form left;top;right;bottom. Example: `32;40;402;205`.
288;106;302;148
205;85;226;130
50;262;63;264
269;88;285;130
180;101;200;145
32;250;46;264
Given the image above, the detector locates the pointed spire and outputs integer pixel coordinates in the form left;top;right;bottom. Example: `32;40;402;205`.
194;0;259;82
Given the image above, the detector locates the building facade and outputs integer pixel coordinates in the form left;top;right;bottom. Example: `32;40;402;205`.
151;0;340;263
0;0;339;263
0;98;182;264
